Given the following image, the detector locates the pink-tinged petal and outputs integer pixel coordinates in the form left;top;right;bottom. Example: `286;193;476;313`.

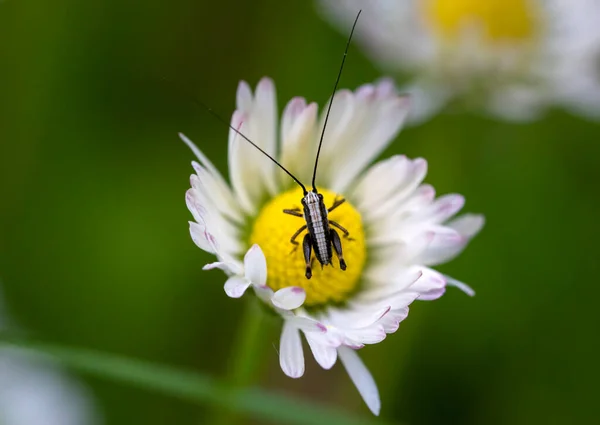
236;80;253;111
285;315;327;333
344;325;387;345
328;90;411;192
279;321;305;378
379;307;410;334
185;189;207;223
280;98;318;184
281;97;307;137
410;268;447;301
338;346;381;416
326;306;391;329
203;261;234;273
271;287;306;310
252;284;274;304
306;335;337;370
180;134;225;189
358;270;422;301
223;276;251;298
444;274;475;297
384;290;420;309
447;214;485;238
352;286;419;311
418;226;468;266
181;133;244;224
227;110;258;214
189;221;216;254
375;78;396;97
244;245;267;286
254;77;279;195
430;194;465;223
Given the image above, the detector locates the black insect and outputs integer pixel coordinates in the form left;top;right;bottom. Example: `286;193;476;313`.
198;11;362;279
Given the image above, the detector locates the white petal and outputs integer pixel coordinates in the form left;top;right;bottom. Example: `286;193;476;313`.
338;346;381;416
379;307;410;333
306;335;337;369
343;325;387;345
252;284;274;304
410;268;447;301
203;261;237;274
227;110;260;214
223;276;251;298
360;269;422;299
402;80;452;125
318;1;434;71
189;165;242;227
280;98;318;184
253;77;279;195
444;274;475;297
279;321;305;378
228;79;280;214
417;226;468;266
325;306;391;329
185;188;208;224
352;155;410;212
366;184;436;246
236;80;253;111
447;214;485;239
186;188;243;258
243;244;267;286
326;88;411;192
271;287;306;310
180;134;243;223
357;157;428;222
428;194;465;224
285;315;327;333
188;221;216;254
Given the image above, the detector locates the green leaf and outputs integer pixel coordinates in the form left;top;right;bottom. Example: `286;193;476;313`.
0;337;397;425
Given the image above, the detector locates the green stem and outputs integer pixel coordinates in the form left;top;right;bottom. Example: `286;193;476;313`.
209;297;270;425
229;297;268;386
0;335;398;425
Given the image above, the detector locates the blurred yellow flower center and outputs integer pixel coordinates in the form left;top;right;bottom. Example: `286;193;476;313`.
250;187;366;307
424;0;536;41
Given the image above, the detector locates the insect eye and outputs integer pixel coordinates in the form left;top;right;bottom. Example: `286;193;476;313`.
318;194;324;200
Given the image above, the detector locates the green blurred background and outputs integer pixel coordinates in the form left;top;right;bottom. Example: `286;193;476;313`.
1;0;599;424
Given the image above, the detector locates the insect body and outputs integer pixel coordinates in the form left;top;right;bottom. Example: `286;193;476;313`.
199;11;362;279
302;192;332;270
283;192;351;279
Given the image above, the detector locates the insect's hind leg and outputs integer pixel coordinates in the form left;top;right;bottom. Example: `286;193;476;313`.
302;233;314;279
330;228;347;271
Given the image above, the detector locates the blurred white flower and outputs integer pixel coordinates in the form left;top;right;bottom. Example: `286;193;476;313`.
183;77;483;415
318;0;600;122
0;291;101;425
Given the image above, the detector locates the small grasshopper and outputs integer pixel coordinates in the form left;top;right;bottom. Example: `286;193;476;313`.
200;11;362;279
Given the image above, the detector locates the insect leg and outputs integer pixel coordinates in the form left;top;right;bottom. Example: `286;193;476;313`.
329;220;354;240
303;233;313;279
289;224;307;254
328;197;346;213
283;207;303;217
330;228;347;271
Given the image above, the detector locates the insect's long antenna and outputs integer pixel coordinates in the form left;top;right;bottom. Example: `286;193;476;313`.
191;97;308;194
311;10;361;193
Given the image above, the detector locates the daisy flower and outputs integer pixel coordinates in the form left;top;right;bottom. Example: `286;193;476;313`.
182;77;483;415
318;0;600;122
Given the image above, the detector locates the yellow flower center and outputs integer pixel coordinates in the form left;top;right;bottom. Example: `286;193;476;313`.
424;0;536;41
250;187;366;308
